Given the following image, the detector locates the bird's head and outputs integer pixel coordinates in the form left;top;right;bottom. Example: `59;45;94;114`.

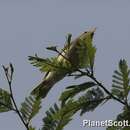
79;27;96;42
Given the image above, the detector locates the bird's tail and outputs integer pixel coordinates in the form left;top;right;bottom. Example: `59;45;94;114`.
31;80;54;99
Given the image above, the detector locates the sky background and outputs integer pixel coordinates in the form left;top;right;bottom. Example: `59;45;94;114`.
0;0;130;130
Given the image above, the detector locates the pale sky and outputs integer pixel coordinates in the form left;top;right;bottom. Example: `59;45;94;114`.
0;0;130;130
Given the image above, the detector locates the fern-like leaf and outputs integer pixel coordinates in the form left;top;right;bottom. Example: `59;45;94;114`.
29;125;36;130
20;96;41;123
59;81;96;104
112;59;130;100
0;88;13;112
107;106;130;130
42;103;60;130
43;87;105;130
64;33;72;51
29;56;60;72
43;101;81;130
28;55;72;73
78;87;104;115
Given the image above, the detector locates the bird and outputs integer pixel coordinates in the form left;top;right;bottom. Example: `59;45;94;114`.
31;28;96;99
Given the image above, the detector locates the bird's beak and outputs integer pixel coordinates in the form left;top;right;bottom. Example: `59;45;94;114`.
88;27;97;33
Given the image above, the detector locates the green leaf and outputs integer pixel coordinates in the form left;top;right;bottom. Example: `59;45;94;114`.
42;103;60;130
29;125;36;130
46;46;57;52
20;96;41;123
78;87;104;115
0;88;13;113
65;33;72;50
43;87;104;130
42;101;79;130
66;33;72;45
43;86;105;130
107;106;130;130
59;82;96;104
29;56;59;72
28;55;72;73
112;59;130;100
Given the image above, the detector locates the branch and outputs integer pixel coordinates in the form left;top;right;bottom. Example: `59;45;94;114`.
91;76;125;104
2;65;29;130
52;48;126;106
77;69;126;106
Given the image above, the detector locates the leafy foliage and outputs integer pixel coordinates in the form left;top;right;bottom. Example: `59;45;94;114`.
64;33;72;51
29;125;36;130
60;81;96;104
29;34;73;74
107;124;124;130
28;55;72;73
42;102;77;130
2;31;130;130
29;56;61;72
107;106;130;130
0;88;13;112
43;87;105;130
78;87;104;115
20;96;41;124
46;46;58;52
46;33;72;53
112;59;130;100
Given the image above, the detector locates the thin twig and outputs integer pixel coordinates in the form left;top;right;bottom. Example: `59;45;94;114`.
56;49;79;69
3;65;29;130
77;69;126;106
55;49;70;63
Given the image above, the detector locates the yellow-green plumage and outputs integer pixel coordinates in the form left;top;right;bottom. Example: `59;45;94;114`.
31;28;96;98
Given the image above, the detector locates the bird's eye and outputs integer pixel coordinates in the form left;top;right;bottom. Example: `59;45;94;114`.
84;31;88;33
